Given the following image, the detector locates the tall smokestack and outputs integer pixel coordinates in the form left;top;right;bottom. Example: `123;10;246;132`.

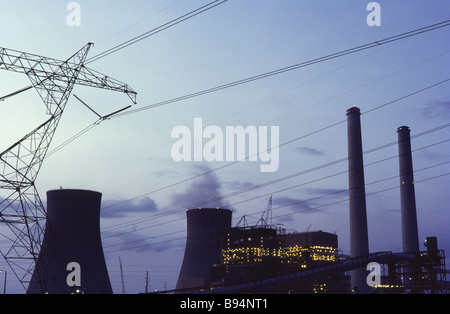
397;126;419;253
346;106;370;293
27;189;112;294
176;208;232;290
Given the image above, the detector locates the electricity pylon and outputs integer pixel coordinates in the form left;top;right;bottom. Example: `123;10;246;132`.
0;43;137;291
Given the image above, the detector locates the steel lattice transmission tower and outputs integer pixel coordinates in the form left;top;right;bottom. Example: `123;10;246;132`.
0;43;137;291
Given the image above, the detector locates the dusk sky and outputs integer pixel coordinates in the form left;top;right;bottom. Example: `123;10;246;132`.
0;1;449;294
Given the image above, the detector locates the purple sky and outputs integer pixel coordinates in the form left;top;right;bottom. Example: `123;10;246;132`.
0;0;449;293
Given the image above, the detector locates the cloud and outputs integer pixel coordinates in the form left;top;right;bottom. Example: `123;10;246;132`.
422;100;450;120
271;189;349;223
273;196;317;213
101;165;227;254
294;146;325;156
101;196;159;219
169;164;227;210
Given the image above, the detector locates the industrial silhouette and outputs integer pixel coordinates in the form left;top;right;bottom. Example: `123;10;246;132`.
176;208;232;290
397;126;420;253
346;106;370;293
0;44;136;289
27;189;112;294
4;107;447;294
161;107;449;295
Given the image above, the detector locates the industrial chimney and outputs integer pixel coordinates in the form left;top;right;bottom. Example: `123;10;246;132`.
176;208;232;290
397;126;419;253
346;106;370;293
27;189;112;294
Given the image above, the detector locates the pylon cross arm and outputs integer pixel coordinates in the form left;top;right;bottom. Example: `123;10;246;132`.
0;43;137;105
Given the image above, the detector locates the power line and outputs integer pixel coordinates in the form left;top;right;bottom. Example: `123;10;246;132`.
3;1;229;159
101;142;449;246
102;138;449;239
105;159;450;252
101;129;450;235
47;121;99;157
100;124;450;238
95;0;184;46
32;17;449;245
272;172;450;221
47;22;450;161
100;79;450;214
111;19;450;118
86;0;229;65
103;169;450;254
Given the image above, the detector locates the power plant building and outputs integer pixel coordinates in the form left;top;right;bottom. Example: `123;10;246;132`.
210;226;347;294
166;108;450;295
285;230;338;249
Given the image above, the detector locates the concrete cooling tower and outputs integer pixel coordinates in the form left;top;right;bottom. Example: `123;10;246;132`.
27;189;112;294
176;208;232;290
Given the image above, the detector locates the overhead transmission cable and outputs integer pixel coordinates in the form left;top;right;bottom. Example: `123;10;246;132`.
38;17;450;233
103;153;450;242
272;172;450;221
85;0;229;64
111;19;450;118
0;0;228;102
103;168;450;253
102;139;449;238
46;21;450;158
94;17;450;254
101;123;450;234
95;0;184;46
2;19;448;106
100;78;450;213
3;0;230;158
103;155;450;251
101;106;450;238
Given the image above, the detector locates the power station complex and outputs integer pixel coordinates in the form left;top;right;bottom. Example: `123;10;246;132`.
169;106;449;295
1;106;449;294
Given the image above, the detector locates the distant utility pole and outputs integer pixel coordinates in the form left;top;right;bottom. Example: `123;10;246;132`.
119;257;125;294
145;271;150;294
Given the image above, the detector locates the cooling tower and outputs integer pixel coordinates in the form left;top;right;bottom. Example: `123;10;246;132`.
176;208;232;290
346;107;370;293
397;126;419;253
27;189;112;294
